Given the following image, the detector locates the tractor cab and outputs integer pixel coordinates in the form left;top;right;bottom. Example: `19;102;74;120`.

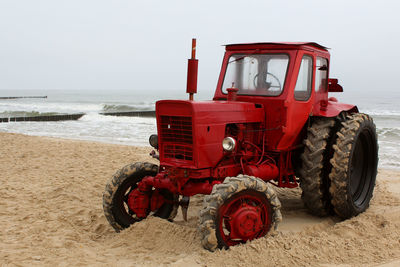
214;42;330;101
213;42;355;151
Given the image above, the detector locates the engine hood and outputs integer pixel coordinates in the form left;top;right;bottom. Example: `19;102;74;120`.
156;100;265;169
156;100;265;124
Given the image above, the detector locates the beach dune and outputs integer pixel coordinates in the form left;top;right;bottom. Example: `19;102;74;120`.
1;132;400;266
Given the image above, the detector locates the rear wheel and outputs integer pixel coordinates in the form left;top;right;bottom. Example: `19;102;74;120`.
103;162;174;232
299;118;335;216
198;175;282;251
329;113;378;219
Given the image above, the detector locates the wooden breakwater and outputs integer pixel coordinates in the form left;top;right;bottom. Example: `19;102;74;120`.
0;113;85;123
0;96;47;100
99;111;156;117
0;110;155;123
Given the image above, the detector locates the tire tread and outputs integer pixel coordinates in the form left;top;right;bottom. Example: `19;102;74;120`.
198;175;282;251
299;118;335;216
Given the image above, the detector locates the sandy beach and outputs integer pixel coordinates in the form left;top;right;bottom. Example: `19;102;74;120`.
1;131;400;267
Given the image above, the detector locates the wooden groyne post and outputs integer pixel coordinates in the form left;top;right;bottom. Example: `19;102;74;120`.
99;111;156;117
0;96;48;100
0;113;85;123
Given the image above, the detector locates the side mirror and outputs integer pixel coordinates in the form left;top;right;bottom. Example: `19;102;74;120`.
328;78;343;92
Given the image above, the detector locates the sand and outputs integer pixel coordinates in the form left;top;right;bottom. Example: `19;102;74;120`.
1;132;400;267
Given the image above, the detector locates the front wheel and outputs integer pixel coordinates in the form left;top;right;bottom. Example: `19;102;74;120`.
329;113;378;219
198;175;282;251
103;162;174;232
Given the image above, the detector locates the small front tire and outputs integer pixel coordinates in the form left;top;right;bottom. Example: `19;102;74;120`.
103;162;174;232
198;175;282;251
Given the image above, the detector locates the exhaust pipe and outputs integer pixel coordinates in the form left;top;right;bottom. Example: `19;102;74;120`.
186;38;198;101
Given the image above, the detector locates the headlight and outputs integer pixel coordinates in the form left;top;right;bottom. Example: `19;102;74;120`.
149;134;158;149
222;137;236;152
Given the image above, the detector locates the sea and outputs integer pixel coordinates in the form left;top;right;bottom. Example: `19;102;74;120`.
0;89;399;170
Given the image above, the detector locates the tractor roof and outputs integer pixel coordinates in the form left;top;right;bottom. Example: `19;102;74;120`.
225;42;329;52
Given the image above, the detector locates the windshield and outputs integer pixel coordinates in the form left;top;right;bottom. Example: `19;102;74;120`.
222;54;289;96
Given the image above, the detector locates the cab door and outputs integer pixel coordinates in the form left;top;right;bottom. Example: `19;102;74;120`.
277;51;314;150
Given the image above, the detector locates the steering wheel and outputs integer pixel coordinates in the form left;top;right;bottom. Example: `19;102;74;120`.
253;72;282;91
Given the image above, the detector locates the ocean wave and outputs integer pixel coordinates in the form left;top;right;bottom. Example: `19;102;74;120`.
102;103;154;112
378;140;400;170
363;110;400;116
377;128;400;143
79;113;156;123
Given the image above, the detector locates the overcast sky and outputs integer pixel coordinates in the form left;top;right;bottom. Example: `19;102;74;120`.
0;0;399;99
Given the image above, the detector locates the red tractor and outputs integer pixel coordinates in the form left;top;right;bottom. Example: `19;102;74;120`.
103;40;378;251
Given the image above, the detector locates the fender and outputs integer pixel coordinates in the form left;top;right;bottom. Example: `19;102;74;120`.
313;99;358;117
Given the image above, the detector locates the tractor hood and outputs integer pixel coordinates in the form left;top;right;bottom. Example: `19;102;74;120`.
156;100;265;169
156;100;265;124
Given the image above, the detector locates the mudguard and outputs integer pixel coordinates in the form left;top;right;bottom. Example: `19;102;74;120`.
313;100;358;118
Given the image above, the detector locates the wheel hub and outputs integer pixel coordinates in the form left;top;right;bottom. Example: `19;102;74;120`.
229;204;263;240
127;188;150;218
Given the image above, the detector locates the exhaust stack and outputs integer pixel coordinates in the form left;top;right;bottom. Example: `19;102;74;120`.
186;38;198;101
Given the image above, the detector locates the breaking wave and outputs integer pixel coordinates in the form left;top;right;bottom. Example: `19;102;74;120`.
102;103;154;112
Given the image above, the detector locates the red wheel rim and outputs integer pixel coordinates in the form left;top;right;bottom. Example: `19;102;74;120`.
216;190;272;247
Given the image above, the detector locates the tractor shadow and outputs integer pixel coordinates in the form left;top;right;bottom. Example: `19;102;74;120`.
173;187;338;232
274;186;337;232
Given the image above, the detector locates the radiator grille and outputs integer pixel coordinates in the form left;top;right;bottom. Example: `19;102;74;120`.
160;116;193;161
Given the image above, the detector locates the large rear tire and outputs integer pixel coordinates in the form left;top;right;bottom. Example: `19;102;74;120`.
198;175;282;251
103;162;174;232
299;118;335;216
329;113;378;219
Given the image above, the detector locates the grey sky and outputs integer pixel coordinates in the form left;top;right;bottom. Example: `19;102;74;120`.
1;0;399;99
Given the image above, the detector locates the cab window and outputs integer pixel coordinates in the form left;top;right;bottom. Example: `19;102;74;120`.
294;55;313;101
222;54;289;96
